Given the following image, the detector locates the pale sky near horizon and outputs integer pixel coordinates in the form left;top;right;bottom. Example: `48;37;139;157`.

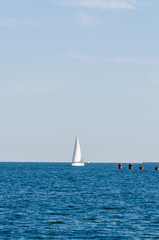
0;0;159;162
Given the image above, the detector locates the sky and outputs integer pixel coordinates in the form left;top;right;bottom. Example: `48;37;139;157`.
0;0;159;163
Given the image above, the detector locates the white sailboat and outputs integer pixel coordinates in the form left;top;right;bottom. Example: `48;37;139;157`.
72;137;85;166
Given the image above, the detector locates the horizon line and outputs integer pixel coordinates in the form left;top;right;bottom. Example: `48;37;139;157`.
0;161;158;163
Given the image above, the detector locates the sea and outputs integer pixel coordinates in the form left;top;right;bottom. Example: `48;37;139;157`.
0;163;159;240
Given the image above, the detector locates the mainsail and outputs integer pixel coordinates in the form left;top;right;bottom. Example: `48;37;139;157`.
72;137;82;163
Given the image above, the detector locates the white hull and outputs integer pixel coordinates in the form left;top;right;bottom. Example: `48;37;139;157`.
72;162;85;166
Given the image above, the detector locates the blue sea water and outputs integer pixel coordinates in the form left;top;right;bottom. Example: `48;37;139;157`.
0;163;159;240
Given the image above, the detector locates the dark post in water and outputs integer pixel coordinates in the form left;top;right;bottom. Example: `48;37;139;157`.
129;163;133;170
118;163;122;169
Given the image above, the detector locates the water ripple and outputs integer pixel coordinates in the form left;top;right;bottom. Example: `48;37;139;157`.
0;163;159;239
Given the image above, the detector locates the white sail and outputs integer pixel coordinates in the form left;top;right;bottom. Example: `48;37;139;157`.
72;137;82;163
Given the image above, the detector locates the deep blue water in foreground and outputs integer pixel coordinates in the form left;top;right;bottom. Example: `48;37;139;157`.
0;163;159;239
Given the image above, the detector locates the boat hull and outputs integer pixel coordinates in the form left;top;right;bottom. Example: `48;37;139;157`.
72;162;85;166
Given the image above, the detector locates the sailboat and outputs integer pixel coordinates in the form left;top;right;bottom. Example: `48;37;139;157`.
72;137;85;166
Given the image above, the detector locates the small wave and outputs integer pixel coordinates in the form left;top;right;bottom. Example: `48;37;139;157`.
49;221;64;224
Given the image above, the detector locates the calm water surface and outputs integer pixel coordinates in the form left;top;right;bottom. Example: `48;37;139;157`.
0;163;159;239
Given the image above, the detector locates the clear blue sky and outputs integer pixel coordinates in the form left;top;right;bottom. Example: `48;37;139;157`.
0;0;159;162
